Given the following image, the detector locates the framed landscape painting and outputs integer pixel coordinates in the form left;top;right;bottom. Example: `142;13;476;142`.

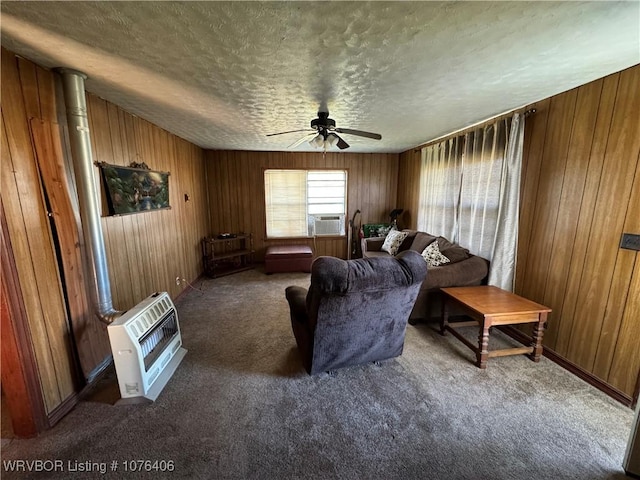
99;163;170;215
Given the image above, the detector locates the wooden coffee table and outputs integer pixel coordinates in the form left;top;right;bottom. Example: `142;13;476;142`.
440;286;551;369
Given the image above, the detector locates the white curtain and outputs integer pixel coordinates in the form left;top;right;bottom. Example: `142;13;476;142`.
417;136;462;239
458;120;508;261
417;113;525;291
488;113;524;290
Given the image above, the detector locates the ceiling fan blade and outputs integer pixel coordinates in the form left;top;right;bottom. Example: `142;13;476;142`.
288;133;316;149
335;134;350;150
266;128;313;137
335;128;382;140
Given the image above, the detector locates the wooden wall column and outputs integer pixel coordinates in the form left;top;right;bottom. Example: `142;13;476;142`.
29;119;111;379
0;201;48;437
2;47;78;421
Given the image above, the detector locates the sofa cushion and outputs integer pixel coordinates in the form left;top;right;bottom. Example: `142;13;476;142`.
409;232;438;253
362;250;391;259
381;230;408;256
397;230;418;252
421;240;451;267
437;236;470;263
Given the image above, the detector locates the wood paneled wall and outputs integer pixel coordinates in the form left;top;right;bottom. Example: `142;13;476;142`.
87;94;209;311
2;50;78;415
1;48;210;424
516;65;640;398
397;65;640;399
205;150;399;260
397;148;422;230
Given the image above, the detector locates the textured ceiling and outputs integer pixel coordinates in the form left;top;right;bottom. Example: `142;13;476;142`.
2;2;639;153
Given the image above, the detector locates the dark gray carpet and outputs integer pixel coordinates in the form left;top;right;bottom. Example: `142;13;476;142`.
1;268;633;479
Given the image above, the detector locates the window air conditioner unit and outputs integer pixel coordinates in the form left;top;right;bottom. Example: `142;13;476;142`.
312;215;344;236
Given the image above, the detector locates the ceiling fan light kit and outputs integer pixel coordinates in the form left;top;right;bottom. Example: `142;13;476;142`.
268;111;382;151
310;134;325;148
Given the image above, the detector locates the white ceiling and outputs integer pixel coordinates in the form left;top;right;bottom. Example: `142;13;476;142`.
1;2;639;153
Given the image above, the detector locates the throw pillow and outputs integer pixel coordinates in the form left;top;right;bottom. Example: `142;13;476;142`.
421;240;451;268
381;230;408;256
397;230;418;252
410;232;438;253
437;236;470;263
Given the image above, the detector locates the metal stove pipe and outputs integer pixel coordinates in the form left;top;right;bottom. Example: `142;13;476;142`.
56;68;122;324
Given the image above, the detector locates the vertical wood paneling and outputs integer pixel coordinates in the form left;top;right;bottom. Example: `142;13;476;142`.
608;259;640;395
1;200;48;436
17;57;41;119
396;148;422;229
205;150;399;261
516;65;640;397
30;119;110;379
86;94;210;310
516;98;551;292
565;67;640;371
35;65;57;123
592;91;640;382
1;50;76;413
539;81;602;349
521;89;578;306
554;75;619;357
2;116;65;414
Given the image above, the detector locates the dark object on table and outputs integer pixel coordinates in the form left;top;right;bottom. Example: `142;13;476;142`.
217;233;237;239
389;208;404;229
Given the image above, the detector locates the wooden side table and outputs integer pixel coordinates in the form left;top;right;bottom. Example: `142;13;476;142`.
202;234;254;278
440;286;551;369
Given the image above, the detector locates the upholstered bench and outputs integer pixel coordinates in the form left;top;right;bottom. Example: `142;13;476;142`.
265;245;313;274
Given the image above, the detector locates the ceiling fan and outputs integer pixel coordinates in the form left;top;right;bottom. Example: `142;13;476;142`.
266;111;382;150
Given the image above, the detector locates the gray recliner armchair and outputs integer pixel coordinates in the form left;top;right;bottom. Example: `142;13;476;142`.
285;250;427;375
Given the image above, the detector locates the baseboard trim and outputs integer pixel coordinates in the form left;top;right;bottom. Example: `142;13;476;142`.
86;354;113;384
78;356;116;400
500;326;633;408
47;392;79;428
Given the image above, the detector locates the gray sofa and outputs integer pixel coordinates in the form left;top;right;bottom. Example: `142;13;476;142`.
285;250;426;375
362;230;489;321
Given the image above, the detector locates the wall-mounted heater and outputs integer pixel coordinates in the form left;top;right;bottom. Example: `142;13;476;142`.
107;292;187;404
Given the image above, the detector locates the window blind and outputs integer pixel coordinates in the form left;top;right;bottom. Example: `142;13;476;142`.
264;170;307;237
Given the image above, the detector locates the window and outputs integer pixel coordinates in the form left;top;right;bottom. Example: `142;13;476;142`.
264;169;347;238
417;114;524;291
417;137;462;241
